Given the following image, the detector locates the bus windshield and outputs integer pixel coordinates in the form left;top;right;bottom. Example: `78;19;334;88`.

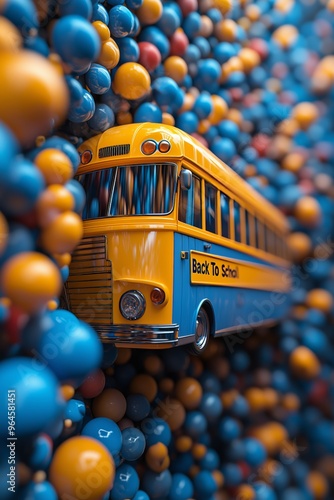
78;163;178;219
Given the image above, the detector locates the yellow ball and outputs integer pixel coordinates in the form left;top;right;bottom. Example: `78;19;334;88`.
92;21;110;41
287;232;312;262
215;19;238;42
272;24;298;49
208;95;228;124
307;471;329;499
0;50;69;147
174;377;203;410
113;63;151;100
238;47;261;73
306;288;333;313
137;0;163;24
292;102;319;130
0;211;8;256
0;252;62;313
0;16;22;52
281;151;305;172
116;111;133;125
145;443;169;472
97;38;120;70
236;485;256;500
163;56;188;84
39;211;83;254
49;436;115;500
34;148;73;185
289;346;321;379
36;184;75;227
294;196;322;227
162;112;175;126
212;0;232;14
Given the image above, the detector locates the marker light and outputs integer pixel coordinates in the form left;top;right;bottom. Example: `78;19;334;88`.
158;140;171;153
150;287;165;305
81;150;92;164
120;290;146;320
141;140;157;155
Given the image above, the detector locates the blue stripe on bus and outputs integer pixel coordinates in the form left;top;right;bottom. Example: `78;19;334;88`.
172;232;290;339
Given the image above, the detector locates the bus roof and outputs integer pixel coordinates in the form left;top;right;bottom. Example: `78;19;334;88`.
78;122;289;233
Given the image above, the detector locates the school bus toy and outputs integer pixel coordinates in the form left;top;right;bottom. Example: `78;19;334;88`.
62;123;291;353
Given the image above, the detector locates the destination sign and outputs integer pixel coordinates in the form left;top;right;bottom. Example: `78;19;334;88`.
190;251;290;291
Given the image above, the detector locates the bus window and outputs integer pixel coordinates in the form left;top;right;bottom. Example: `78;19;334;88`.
255;218;264;250
234;201;241;243
266;227;276;255
220;192;230;237
205;182;217;234
179;171;202;228
78;168;116;219
245;211;251;246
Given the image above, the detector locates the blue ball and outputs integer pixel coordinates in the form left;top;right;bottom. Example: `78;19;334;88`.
65;75;84;107
0;223;35;267
193;471;217;497
65;179;86;213
141;469;172;499
176;111;199;134
92;3;109;23
139;27;170;60
157;6;181;37
3;0;38;33
182;12;201;39
0;357;64;437
218;417;241;441
213;42;237;64
211;137;237;163
133;491;150;500
0;122;18;174
168;473;194;500
110;464;140;500
0;157;44;216
193;36;211;58
21;481;57;500
52;15;101;72
85;64;111;94
121;427;146;461
253;482;277;500
184;44;201;64
184;411;207;438
230;395;250;418
243;437;267;467
117;37;140;63
126;394;150;422
65;398;86;423
217;120;240;143
109;6;134;38
126;0;143;8
24;35;50;56
152;77;184;111
29;434;53;470
58;0;92;19
220;463;243;487
199;449;220;471
88;104;115;132
141;417;172;447
134;103;163;123
68;89;96;123
199;393;223;421
193;93;213;120
82;417;122;457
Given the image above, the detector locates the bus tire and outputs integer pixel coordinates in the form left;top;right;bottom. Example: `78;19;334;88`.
188;306;211;355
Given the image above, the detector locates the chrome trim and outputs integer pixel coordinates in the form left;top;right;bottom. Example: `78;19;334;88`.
92;323;179;345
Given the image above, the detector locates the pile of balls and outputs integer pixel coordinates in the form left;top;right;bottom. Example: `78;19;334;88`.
0;0;334;499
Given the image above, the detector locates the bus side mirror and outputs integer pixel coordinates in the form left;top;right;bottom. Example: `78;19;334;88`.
180;169;192;190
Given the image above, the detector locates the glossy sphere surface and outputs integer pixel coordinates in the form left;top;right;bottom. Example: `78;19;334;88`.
112;62;151;100
92;388;127;422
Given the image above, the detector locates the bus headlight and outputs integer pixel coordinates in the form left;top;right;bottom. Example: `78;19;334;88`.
120;290;146;320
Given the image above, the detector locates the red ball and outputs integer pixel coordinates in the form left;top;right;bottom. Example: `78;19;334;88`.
78;369;106;399
247;38;269;60
169;29;189;57
178;0;198;16
138;42;161;73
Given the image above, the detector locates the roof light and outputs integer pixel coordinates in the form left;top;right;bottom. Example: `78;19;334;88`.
158;140;171;153
141;140;157;155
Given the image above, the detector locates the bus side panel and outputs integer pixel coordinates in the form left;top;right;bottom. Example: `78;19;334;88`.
173;233;291;339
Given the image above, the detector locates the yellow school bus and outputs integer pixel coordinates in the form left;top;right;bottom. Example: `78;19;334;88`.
62;123;291;353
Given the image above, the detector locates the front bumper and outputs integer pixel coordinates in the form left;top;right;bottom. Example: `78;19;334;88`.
92;323;179;347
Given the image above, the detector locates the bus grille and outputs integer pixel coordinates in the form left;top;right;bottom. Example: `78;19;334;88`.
64;236;113;324
99;144;130;158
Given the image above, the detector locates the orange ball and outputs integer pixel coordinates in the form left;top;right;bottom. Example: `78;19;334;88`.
287;232;312;262
49;436;114;500
307;471;329;499
163;56;188;84
174;377;203;410
53;252;72;268
39;211;83;254
272;24;298;49
238;47;261;73
34;148;73;185
0;16;22;52
36;184;74;227
116;111;133;125
129;374;158;403
137;0;163;25
294;196;322;227
162;112;175;126
0;211;8;256
114;348;131;364
281;393;300;412
245;4;261;21
244;387;267;412
143;354;164;375
289;346;321;379
175;436;192;453
192;443;206;460
199;15;213;37
236;484;255;500
0;50;69;147
292;102;319;129
212;0;232;14
249;422;288;455
281;151;305;172
145;442;169;472
305;288;333;313
92;21;110;41
208;94;228;124
92;388;127;422
215;19;238;42
328;0;334;11
97;38;120;70
156;398;186;431
113;63;151;100
0;251;62;313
